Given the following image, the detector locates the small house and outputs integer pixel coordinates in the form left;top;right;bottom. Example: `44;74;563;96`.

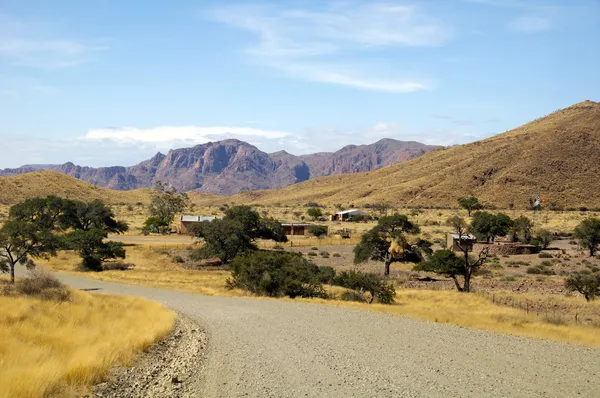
179;215;222;234
446;233;477;252
331;209;369;222
282;223;328;236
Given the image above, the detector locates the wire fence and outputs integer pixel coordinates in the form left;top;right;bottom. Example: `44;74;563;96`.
480;292;600;327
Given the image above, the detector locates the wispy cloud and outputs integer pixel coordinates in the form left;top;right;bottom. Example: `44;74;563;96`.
508;15;551;33
208;2;451;93
0;14;107;68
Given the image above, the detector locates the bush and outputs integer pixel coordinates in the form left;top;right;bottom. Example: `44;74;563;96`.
540;260;553;267
565;272;600;301
172;255;185;264
526;265;555;275
319;251;329;256
228;251;327;298
308;225;328;237
317;266;336;284
311;247;319;250
340;290;365;302
538;252;553;258
102;261;134;271
333;270;396;304
332;253;341;258
14;270;71;302
307;251;318;256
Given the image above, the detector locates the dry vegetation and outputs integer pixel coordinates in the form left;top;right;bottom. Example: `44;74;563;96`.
0;276;174;398
189;101;600;209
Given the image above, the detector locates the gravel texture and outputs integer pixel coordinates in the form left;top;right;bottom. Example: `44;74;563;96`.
88;316;207;398
53;272;600;398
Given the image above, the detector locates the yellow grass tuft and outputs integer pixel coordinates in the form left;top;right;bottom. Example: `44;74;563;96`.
0;286;174;398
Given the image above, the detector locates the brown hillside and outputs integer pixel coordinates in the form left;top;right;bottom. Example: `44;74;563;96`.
0;171;151;205
198;101;600;209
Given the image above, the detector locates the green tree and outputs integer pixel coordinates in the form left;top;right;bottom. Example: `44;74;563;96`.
308;225;328;238
565;272;600;301
536;229;554;249
573;218;600;257
147;181;189;233
192;206;287;264
62;200;129;270
354;214;431;276
510;216;534;243
66;229;126;271
471;211;512;243
0;197;65;283
142;217;168;234
333;270;396;304
307;207;323;220
191;219;255;264
414;248;489;293
457;196;482;216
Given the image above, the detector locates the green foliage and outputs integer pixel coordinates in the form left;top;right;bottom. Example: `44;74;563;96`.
191;219;255;264
308;225;328;237
457;196;482;216
510;216;533;243
414;249;465;277
565;272;600;301
333;270;396;304
317;266;336;284
471;211;512;243
61;199;128;233
536;229;554;249
354;214;428;276
228;251;327;298
573;218;600;256
307;207;323;220
142;217;168;234
66;229;126;271
148;181;189;231
307;251;317;256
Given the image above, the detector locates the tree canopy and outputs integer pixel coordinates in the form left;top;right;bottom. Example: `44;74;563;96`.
470;211;512;243
457;196;482;216
354;214;430;276
573;218;600;257
147;181;189;232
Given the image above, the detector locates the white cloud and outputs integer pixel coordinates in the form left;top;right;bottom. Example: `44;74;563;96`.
208;2;450;92
0;14;106;68
509;15;551;32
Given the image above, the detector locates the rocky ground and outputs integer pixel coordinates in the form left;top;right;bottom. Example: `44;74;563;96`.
88;316;207;398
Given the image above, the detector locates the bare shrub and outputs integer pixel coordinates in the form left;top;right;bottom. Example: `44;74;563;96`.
15;270;71;302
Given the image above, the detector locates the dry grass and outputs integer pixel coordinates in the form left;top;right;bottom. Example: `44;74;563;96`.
301;289;600;348
0;281;174;398
189;101;600;209
40;246;600;348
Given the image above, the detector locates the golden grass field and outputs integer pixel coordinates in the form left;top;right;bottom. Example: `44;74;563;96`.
0;283;174;398
38;245;600;349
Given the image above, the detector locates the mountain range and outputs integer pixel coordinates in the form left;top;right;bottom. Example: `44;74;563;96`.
0;139;441;195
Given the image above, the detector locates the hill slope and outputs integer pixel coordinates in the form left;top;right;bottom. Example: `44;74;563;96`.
205;101;600;209
0;138;440;195
0;171;151;205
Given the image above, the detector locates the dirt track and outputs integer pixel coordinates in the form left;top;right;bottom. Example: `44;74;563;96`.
54;272;600;397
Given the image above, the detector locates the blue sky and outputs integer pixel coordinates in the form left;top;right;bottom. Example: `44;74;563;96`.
0;0;599;168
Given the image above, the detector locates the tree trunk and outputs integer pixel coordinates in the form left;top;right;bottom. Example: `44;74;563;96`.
384;259;391;276
450;275;463;292
590;247;595;257
10;263;15;284
463;270;471;293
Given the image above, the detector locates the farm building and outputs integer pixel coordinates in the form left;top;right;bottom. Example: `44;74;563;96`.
282;223;328;236
178;215;222;234
331;209;368;221
446;233;477;252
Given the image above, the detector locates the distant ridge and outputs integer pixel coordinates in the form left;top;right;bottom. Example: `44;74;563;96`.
0;138;441;195
191;100;600;209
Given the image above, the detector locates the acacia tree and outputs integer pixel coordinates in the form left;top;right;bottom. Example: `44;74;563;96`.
470;211;512;243
510;216;534;243
147;181;189;233
0;197;64;283
192;206;287;264
565;272;600;301
354;214;431;276
457;196;482;216
432;215;489;292
307;207;323;220
573;218;600;257
62;200;129;270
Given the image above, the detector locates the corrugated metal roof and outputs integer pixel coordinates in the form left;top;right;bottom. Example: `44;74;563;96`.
181;215;223;222
449;233;477;240
336;209;368;215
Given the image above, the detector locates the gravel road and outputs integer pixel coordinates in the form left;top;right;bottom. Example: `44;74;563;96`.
54;272;599;398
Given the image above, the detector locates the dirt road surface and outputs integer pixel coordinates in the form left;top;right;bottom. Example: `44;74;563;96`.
52;272;599;397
